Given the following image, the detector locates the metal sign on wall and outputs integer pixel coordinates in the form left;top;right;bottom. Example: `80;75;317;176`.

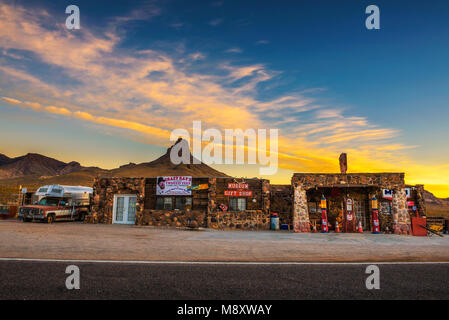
224;190;253;197
156;176;192;195
227;183;249;189
405;188;411;199
382;189;393;199
382;188;412;200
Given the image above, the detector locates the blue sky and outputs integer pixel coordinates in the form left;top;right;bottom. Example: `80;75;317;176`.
0;0;449;196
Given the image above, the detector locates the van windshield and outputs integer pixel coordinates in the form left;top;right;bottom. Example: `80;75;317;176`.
37;198;60;206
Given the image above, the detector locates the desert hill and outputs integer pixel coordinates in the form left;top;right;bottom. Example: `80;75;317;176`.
0;153;83;179
0;139;228;203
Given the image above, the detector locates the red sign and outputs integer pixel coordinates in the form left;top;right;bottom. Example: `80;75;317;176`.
227;183;248;189
407;201;415;207
224;190;253;197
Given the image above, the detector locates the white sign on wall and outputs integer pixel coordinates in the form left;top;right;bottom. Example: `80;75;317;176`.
156;176;192;195
382;189;393;200
405;188;411;199
382;188;412;200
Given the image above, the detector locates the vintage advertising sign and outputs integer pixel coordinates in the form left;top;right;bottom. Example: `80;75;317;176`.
224;190;253;197
188;184;209;191
227;183;249;189
383;188;411;199
405;187;411;199
156;176;192;195
382;189;393;199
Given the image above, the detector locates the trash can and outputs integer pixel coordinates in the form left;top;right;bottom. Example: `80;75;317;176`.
271;213;280;231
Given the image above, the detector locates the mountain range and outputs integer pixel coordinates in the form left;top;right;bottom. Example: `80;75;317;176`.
0;140;447;216
0;139;227;191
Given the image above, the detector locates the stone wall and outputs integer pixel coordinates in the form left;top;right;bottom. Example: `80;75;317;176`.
292;173;405;190
392;188;412;235
293;184;310;232
291;173;408;234
414;184;426;216
91;176;271;231
270;184;293;227
207;210;270;230
207;177;271;230
90;177;145;224
138;209;207;228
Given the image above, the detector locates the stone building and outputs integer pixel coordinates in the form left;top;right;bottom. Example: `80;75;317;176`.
291;172;426;235
90;176;271;230
89;169;426;235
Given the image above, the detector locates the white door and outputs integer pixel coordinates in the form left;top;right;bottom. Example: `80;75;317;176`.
113;195;137;225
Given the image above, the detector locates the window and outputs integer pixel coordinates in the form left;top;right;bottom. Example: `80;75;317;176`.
157;196;192;210
229;198;246;212
163;197;173;210
37;197;59;206
175;197;192;210
156;197;172;210
51;188;63;194
116;196;124;221
128;197;136;222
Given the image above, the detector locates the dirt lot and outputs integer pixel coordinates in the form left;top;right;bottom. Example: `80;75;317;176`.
1;220;449;262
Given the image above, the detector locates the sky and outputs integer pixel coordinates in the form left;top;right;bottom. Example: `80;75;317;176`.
0;0;449;197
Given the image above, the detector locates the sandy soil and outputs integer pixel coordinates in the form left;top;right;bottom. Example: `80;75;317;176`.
1;220;449;262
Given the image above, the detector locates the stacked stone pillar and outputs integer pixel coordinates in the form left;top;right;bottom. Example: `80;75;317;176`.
293;184;310;232
415;184;426;216
391;188;412;235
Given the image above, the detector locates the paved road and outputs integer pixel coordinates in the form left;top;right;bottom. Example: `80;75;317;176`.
0;260;448;300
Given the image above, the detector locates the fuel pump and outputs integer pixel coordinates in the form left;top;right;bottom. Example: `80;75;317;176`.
320;195;329;233
371;196;380;234
344;197;355;233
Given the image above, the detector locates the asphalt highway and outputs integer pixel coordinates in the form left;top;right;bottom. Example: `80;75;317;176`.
0;260;448;300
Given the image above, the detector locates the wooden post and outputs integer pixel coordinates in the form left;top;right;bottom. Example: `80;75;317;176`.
18;185;22;207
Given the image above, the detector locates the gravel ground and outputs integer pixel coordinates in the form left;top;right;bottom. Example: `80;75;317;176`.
1;219;449;262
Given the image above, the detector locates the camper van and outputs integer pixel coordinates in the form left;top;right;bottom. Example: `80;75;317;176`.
18;185;92;223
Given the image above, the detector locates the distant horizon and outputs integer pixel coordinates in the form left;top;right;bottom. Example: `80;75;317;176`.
1;147;447;199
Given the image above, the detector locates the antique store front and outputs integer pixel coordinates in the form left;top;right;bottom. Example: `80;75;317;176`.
90;176;271;230
291;173;426;235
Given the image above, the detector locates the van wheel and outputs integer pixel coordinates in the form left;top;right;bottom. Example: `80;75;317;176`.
47;214;55;224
